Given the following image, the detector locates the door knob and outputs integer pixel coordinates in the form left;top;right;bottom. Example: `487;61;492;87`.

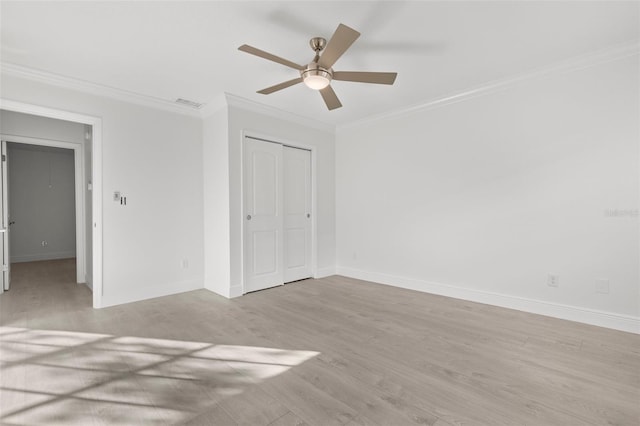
246;215;252;220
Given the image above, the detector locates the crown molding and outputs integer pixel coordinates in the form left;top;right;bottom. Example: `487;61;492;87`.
4;40;637;131
0;62;335;131
0;62;202;117
223;93;335;133
339;40;640;131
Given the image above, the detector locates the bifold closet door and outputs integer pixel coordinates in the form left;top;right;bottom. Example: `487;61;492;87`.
243;138;284;293
283;146;312;282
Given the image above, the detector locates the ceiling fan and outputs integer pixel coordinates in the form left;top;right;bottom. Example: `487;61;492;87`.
238;23;397;111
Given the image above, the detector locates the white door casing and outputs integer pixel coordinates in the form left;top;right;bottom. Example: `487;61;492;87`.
283;146;312;283
243;137;284;293
1;141;8;291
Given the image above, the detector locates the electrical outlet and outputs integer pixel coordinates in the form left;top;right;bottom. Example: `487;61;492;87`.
181;259;189;269
595;279;610;294
41;240;48;247
547;274;559;288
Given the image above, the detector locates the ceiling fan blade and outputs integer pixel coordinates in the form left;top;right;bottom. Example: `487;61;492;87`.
333;71;397;85
257;77;303;94
319;85;342;110
318;24;360;69
238;44;304;71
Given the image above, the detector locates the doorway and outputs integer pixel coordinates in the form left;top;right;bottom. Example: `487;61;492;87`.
243;135;313;293
0;136;87;293
7;143;77;265
0;100;103;308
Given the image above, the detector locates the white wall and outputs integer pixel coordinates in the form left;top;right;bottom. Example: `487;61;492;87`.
227;104;336;297
336;55;639;330
1;74;204;307
202;107;231;297
7;144;76;262
0;109;86;143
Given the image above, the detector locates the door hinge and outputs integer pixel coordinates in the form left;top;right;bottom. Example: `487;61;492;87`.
1;154;5;162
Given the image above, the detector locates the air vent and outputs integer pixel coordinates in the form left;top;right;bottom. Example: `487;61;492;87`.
175;98;204;109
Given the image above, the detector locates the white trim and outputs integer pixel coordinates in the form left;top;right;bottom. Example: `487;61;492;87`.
339;40;640;130
0;62;202;118
314;266;335;279
226;93;335;133
100;279;202;308
11;252;76;263
1;134;86;283
240;130;318;296
229;285;243;299
0;99;104;309
336;266;640;335
3;41;637;132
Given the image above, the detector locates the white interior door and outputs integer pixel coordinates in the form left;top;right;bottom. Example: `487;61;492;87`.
243;137;284;293
1;140;9;291
283;146;312;283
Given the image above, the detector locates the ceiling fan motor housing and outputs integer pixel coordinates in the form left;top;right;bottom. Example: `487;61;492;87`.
309;37;327;52
301;63;332;83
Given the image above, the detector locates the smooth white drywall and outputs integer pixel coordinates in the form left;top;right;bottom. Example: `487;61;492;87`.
202;107;231;297
337;55;639;322
0;109;86;143
7;143;76;262
227;105;336;296
1;74;204;307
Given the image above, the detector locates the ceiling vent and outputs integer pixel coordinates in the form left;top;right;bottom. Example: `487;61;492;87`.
174;98;204;109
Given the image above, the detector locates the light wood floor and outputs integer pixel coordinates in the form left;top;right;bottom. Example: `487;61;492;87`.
0;259;638;425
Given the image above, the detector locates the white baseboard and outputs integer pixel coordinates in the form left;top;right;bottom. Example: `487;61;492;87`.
336;266;639;335
11;251;76;263
100;278;203;308
229;285;243;298
315;266;336;279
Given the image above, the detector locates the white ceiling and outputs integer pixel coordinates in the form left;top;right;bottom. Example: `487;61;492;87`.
1;1;638;126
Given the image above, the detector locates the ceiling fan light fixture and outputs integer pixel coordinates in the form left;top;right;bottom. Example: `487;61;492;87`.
239;23;397;110
302;68;332;90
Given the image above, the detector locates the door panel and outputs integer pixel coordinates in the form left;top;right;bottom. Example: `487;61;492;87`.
283;147;312;283
253;230;278;275
243;138;283;293
285;228;306;268
253;151;278;217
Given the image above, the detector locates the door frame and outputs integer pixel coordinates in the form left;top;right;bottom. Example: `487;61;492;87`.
240;130;317;295
0;99;103;308
1;135;86;285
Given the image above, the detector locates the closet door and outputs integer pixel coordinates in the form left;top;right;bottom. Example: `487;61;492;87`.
283;146;312;282
243;138;283;293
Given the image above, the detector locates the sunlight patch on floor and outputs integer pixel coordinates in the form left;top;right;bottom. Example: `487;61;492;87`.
0;326;319;425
